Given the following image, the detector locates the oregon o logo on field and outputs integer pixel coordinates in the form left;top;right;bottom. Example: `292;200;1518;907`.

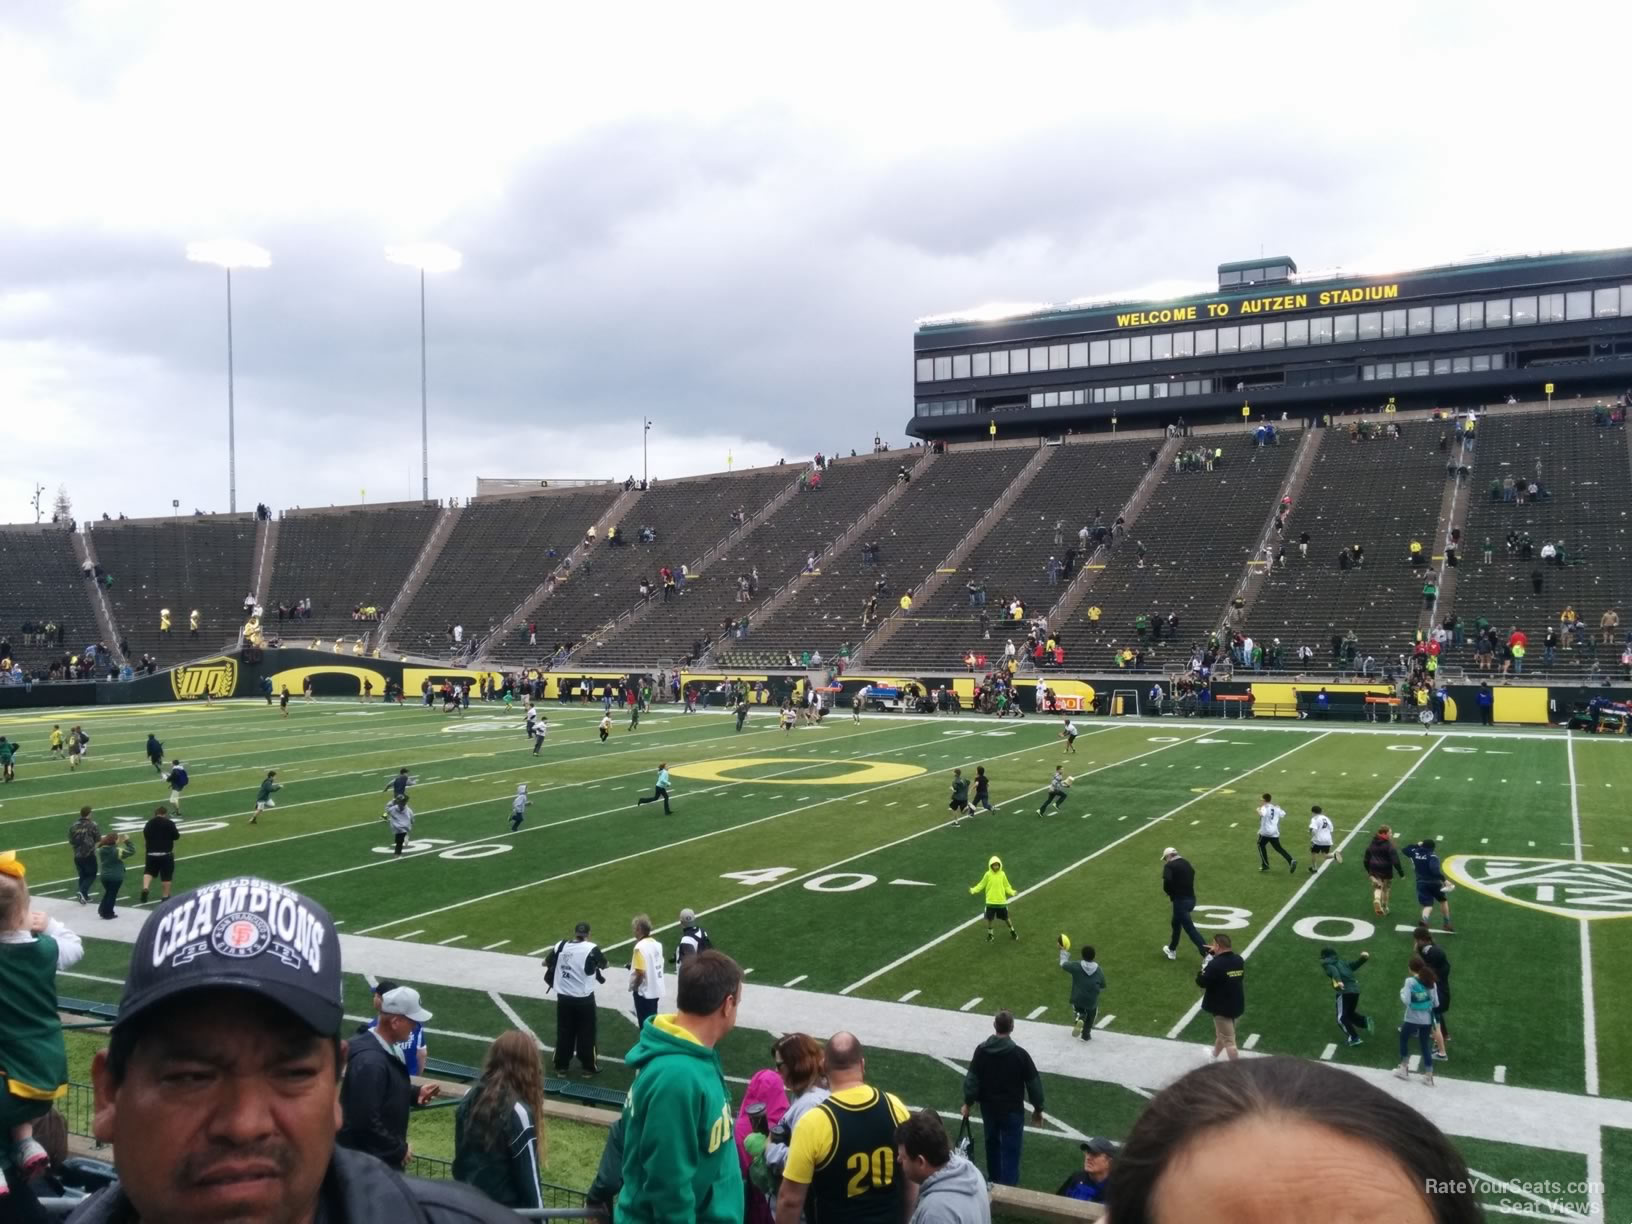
171;657;238;700
1444;855;1632;921
669;758;926;785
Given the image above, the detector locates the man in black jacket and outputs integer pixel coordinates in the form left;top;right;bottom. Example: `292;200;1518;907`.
338;986;438;1168
960;1010;1044;1187
1160;846;1207;960
1197;933;1246;1062
70;878;514;1224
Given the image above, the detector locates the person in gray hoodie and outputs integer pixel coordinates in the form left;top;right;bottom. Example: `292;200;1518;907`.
1058;941;1107;1040
897;1109;991;1224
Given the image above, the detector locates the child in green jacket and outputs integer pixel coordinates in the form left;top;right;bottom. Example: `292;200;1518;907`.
1320;946;1372;1046
1059;942;1107;1040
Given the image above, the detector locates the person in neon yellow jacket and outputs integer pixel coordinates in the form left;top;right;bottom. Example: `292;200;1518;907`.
970;855;1018;942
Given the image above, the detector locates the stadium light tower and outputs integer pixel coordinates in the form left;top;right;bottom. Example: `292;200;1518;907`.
186;239;271;514
385;243;462;502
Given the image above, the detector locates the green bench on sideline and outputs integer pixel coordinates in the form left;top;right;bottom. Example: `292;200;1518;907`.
421;1056;626;1111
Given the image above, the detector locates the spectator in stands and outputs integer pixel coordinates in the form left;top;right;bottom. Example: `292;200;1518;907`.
618;951;745;1223
1532;569;1545;596
896;1109;989;1224
1056;1137;1118;1205
338;986;438;1167
453;1030;546;1211
1602;609;1620;644
81;880;511;1224
1107;1057;1480;1223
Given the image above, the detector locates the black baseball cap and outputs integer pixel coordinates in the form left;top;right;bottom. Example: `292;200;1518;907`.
116;877;343;1037
1081;1137;1121;1156
574;921;591;936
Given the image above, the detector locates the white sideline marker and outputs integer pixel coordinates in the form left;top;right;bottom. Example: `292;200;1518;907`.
526;946;550;957
899;989;921;1002
437;934;467;945
481;940;511;951
394;929;425;940
743;968;754;976
784;974;808;988
1094;1014;1115;1030
960;997;983;1012
918;803;929;809
1026;1006;1047;1020
1494;1065;1507;1084
1319;1043;1337;1061
886;801;898;807
1242;1033;1260;1050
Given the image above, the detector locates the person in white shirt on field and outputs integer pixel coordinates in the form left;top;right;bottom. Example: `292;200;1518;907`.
1308;804;1340;873
1256;793;1295;873
628;914;665;1027
1059;719;1080;753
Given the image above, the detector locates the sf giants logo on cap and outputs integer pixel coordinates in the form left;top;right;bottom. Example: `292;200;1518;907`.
152;878;327;973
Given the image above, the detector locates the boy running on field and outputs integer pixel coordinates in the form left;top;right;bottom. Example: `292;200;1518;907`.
510;784;530;831
973;765;994;812
0;739;15;782
628;702;640;732
970;855;1018;941
279;686;290;718
852;687;865;722
532;715;548;754
1038;766;1070;816
1320;946;1372;1046
1403;838;1454;931
948;769;971;826
598;713;612;743
780;705;797;734
1059;718;1080;753
1308;804;1338;873
67;730;81;771
49;726;63;759
248;771;280;825
735;699;749;732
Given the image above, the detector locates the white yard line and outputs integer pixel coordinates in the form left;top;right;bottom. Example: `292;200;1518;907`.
842;733;1327;996
1567;732;1599;1100
488;991;543;1047
481;939;511;951
394;929;425;940
1166;737;1441;1040
1467;1166;1590;1221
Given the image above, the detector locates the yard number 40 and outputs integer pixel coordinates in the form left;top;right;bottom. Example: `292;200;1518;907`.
721;868;878;893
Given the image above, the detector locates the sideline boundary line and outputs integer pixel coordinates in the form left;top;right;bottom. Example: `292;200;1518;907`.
1567;732;1599;1100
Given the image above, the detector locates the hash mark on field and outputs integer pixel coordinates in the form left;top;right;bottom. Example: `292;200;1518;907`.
481;940;511;951
1026;1006;1047;1020
886;801;898;807
437;935;467;945
1189;819;1200;825
1094;1014;1115;1030
1481;837;1489;844
918;803;929;809
1319;1043;1336;1061
394;930;425;940
959;997;983;1012
1242;1033;1260;1050
1229;821;1239;827
784;974;808;987
743;968;754;976
1528;840;1536;847
899;990;921;1002
1118;815;1127;821
1494;1065;1507;1084
855;800;868;806
332;920;345;927
526;946;550;957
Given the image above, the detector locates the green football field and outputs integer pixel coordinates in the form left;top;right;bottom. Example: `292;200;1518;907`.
5;697;1632;1216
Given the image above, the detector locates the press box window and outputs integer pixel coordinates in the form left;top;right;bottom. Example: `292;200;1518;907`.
1433;304;1457;333
1172;331;1193;357
916;358;933;382
1031;346;1049;371
1195;329;1217;356
1539;294;1565;324
1151;333;1173;360
952;354;970;379
1286;319;1309;346
1131;335;1151;362
1595;287;1619;318
1485;299;1510;328
933;356;952;380
1089;340;1109;366
972;352;990;377
1357;312;1381;340
1263;321;1285;348
1459;301;1483;330
1333;315;1357;343
991;349;1010;375
1217;326;1240;353
1049;344;1068;371
1010;348;1029;374
1382;309;1407;338
1566;290;1592;321
1069;342;1088;367
1408;306;1432;335
1110;337;1130;364
1512;296;1537;325
1311;317;1333;344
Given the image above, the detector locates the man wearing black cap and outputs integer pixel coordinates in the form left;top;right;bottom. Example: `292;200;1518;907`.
1056;1137;1118;1204
73;875;515;1223
544;921;607;1076
338;984;438;1168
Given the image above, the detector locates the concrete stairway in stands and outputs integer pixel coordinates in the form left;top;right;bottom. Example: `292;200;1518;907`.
1219;426;1323;631
378;504;463;651
251;518;280;612
73;532;125;664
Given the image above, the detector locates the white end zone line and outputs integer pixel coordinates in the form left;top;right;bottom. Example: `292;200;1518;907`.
840;733;1331;996
1165;736;1443;1041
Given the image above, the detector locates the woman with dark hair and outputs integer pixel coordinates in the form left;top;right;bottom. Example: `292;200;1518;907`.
1106;1056;1480;1224
453;1030;546;1210
1397;955;1440;1087
762;1033;827;1190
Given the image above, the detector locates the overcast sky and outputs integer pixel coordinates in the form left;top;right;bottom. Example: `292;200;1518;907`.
4;0;1628;521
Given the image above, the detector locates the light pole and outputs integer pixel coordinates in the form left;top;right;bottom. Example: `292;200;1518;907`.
643;419;652;487
186;241;271;515
386;244;462;502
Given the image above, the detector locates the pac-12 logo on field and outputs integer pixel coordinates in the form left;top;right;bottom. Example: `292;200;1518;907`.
1443;855;1632;920
171;658;238;700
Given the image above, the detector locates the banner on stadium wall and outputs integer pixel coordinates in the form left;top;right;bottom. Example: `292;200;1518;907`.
170;657;239;700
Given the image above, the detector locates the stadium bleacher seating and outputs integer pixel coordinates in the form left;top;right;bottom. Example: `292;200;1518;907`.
716;447;1039;667
88;516;260;664
1068;436;1298;667
582;455;904;667
1247;423;1449;668
484;467;798;665
1451;407;1632;673
388;488;621;658
266;504;440;640
867;439;1156;670
0;527;102;672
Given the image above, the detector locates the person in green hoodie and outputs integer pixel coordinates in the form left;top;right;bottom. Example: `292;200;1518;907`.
1058;942;1107;1040
1320;947;1372;1047
970;855;1018;943
616;949;745;1224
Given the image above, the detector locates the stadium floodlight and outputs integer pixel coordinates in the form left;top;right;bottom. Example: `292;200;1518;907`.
386;244;463;501
186;240;272;514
